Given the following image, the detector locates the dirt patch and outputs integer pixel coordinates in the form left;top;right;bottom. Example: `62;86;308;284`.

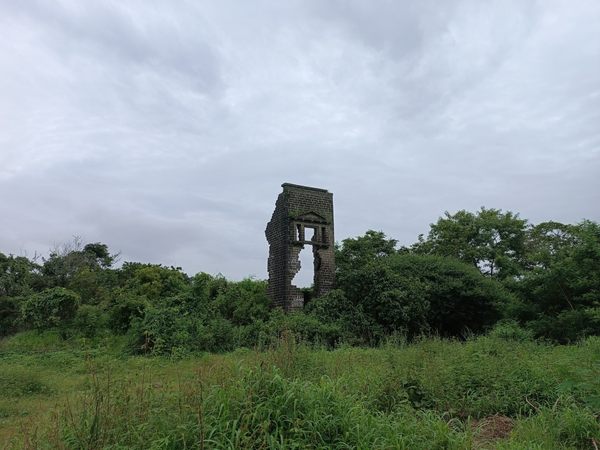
472;414;515;448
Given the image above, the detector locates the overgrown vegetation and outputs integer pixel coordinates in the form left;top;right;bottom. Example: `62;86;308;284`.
1;208;599;447
1;209;598;352
1;332;598;448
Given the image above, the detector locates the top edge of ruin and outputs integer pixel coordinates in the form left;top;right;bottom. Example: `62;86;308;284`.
281;183;329;193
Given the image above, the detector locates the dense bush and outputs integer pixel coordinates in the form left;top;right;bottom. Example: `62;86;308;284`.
386;254;509;335
527;308;600;343
311;251;509;343
488;320;535;342
19;287;80;333
108;293;147;333
73;304;107;338
0;296;21;337
128;305;211;355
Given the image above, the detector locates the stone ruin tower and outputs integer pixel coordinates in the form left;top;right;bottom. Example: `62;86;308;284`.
265;183;335;311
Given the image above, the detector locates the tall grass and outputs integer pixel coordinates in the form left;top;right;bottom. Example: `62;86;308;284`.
2;333;599;449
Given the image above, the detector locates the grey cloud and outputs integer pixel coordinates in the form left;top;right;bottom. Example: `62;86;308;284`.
0;0;598;279
6;0;222;90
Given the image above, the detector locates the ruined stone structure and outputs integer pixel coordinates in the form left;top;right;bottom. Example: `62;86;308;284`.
265;183;335;311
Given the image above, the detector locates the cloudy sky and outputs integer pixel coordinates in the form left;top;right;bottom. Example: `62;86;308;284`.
1;0;599;282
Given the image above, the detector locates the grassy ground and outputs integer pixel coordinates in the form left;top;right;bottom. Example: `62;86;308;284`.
1;331;599;449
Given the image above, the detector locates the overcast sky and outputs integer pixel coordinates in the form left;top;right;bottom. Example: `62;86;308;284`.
1;0;599;282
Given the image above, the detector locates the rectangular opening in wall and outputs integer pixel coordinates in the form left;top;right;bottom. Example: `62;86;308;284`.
304;226;316;242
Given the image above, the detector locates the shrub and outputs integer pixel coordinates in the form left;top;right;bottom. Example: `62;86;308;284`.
19;287;80;333
332;252;509;340
271;311;342;347
213;278;271;326
489;320;534;342
0;296;21;336
528;308;600;343
307;289;385;345
128;305;236;355
234;320;271;349
108;294;147;333
73;304;107;338
386;254;509;336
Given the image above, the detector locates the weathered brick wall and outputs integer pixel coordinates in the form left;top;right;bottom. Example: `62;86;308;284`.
265;191;289;309
265;183;335;311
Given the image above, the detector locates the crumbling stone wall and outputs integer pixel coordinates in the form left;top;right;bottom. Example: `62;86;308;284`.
265;183;335;311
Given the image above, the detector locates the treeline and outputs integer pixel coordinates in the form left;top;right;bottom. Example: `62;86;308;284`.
1;208;599;354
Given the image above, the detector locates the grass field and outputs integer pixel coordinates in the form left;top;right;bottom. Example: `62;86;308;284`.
1;331;599;449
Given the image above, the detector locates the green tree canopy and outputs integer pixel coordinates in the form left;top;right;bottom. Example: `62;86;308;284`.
336;230;398;274
0;252;40;298
413;208;528;279
513;220;600;341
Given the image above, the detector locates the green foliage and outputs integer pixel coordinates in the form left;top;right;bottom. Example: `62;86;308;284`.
19;287;80;333
1;214;599;347
524;221;578;269
124;276;273;355
336;253;429;339
306;289;376;345
385;254;508;335
528;308;600;343
82;242;115;268
73;304;107;338
325;240;509;341
118;263;189;302
108;293;147;333
0;296;21;336
128;304;209;355
336;229;398;273
41;238;116;289
213;278;270;325
0;253;39;336
271;311;342;346
513;220;600;342
67;267;111;305
413;208;528;279
0;252;39;298
488;320;534;342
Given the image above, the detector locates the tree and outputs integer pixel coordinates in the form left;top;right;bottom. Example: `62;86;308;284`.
83;242;117;269
337;230;397;264
514;220;600;341
317;231;510;342
0;252;40;298
336;230;398;280
385;254;508;336
115;263;189;303
413;208;528;279
524;221;578;269
0;253;41;336
41;239;119;305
